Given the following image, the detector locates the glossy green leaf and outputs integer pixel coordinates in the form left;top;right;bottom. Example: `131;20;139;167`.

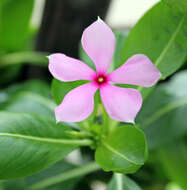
29;162;100;190
0;80;54;119
27;160;81;190
3;179;26;190
95;125;147;174
0;0;34;51
2;92;55;120
0;112;91;179
138;71;187;149
2;160;80;190
162;0;187;15
119;2;187;97
107;174;141;190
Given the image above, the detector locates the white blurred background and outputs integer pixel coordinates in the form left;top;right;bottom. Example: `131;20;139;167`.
107;0;160;27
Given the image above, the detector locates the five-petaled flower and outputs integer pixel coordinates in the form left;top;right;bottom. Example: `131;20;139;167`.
48;18;161;123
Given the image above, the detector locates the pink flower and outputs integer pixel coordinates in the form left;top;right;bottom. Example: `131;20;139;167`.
48;18;161;123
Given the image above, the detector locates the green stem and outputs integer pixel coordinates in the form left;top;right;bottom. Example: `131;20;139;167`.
115;173;123;190
66;130;93;138
29;162;100;190
0;51;48;67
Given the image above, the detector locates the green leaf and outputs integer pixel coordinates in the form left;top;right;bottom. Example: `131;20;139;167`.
162;0;187;15
119;2;187;97
0;80;54;119
2;160;81;190
29;162;100;190
27;160;81;190
3;179;26;190
0;112;92;179
2;92;55;120
138;71;187;149
107;174;142;190
95;125;147;174
0;0;34;52
157;140;187;189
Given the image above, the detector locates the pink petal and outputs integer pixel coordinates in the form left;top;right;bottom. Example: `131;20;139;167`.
100;84;142;123
55;83;98;122
48;53;96;82
108;54;161;87
81;18;115;74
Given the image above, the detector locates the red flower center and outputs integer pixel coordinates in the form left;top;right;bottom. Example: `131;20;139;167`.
94;74;108;86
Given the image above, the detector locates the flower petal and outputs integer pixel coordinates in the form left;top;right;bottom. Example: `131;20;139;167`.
81;18;115;74
55;83;98;122
100;84;142;123
48;53;96;82
108;54;161;87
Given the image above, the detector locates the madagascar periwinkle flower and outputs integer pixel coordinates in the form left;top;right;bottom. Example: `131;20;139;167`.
48;18;161;123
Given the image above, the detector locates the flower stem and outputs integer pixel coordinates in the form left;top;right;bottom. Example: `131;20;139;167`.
101;103;110;135
115;173;123;190
29;162;100;190
66;130;93;138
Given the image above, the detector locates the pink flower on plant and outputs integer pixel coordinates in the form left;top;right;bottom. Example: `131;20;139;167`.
48;18;161;123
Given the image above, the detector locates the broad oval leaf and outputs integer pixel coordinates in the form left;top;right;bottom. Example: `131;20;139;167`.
119;2;187;97
107;174;141;190
0;112;82;179
95;125;147;174
120;2;187;78
138;71;187;149
2;160;80;190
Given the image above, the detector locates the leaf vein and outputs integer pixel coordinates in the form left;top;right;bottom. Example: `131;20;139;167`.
103;142;142;166
0;133;92;146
